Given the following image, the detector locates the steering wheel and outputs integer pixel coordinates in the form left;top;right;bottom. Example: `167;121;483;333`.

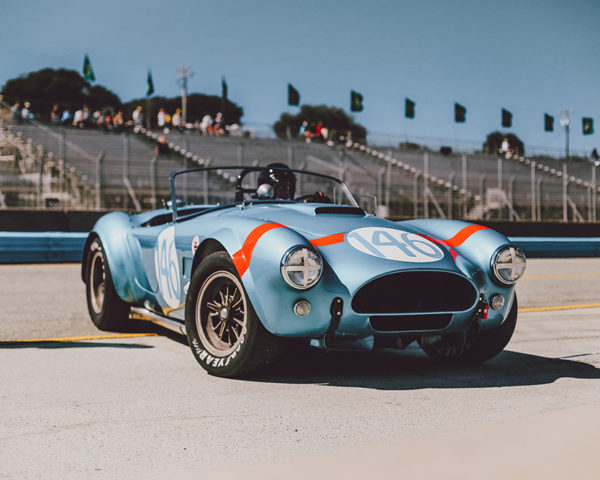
295;192;332;204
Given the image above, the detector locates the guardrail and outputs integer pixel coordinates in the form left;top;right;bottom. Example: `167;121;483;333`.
0;232;87;263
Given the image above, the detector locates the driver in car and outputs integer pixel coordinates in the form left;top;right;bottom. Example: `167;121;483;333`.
257;163;296;200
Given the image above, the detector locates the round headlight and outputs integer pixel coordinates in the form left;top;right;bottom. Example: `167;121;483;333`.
491;246;526;285
281;246;323;290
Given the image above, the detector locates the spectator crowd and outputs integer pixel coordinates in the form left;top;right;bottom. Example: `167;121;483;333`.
7;100;232;138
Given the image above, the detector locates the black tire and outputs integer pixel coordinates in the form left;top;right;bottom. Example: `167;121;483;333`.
85;237;130;331
421;295;518;364
185;251;285;378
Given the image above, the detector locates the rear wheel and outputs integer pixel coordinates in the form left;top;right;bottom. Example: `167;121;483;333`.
420;295;518;364
185;252;285;377
85;238;130;331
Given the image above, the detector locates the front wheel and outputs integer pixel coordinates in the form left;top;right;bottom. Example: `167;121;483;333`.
185;252;285;377
420;295;518;364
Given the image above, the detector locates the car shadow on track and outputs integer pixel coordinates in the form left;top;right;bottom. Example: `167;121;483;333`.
250;346;600;390
0;341;154;349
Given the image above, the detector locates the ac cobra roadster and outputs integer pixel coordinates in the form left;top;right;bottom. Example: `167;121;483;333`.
82;165;526;377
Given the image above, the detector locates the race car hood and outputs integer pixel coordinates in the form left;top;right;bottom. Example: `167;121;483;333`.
216;203;498;294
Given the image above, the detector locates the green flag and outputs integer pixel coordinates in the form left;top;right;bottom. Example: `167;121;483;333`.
350;90;363;112
544;113;554;132
454;103;466;123
288;83;300;106
146;70;154;97
501;108;512;128
405;98;415;118
583;117;594;135
83;54;95;82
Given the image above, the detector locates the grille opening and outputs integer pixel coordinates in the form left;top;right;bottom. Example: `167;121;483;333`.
352;271;477;314
370;314;452;332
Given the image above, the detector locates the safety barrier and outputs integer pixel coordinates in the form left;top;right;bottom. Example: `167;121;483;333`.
0;232;87;263
0;231;598;264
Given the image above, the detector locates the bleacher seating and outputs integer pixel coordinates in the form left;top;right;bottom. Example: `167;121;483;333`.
2;115;599;221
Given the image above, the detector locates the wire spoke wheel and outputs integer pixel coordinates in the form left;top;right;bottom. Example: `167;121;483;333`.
196;270;247;357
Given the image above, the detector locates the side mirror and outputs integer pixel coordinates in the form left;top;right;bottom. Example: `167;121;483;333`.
256;183;274;199
165;198;185;210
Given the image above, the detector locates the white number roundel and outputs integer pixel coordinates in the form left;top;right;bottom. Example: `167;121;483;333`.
347;227;444;262
155;226;181;307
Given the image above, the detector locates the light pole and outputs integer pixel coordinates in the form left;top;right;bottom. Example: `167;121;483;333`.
559;109;573;162
177;67;193;125
560;109;574;221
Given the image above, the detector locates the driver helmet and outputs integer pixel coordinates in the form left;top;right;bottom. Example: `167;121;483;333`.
257;163;296;199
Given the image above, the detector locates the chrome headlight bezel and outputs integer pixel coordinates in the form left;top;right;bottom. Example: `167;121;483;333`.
491;245;527;285
280;246;323;290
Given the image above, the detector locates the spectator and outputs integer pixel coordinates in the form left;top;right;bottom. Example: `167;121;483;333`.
157;108;166;129
61;108;73;125
132;106;143;126
92;110;102;126
50;104;61;124
321;125;329;141
154;135;170;155
316;121;323;139
172;108;182;129
113;111;124;129
73;108;84;127
200;113;213;135
21;102;31;120
299;121;307;137
82;106;91;126
214;112;225;136
103;111;113;130
304;123;317;143
10;102;21;123
501;137;509;155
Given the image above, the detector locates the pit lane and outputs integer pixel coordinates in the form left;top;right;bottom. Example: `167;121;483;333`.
1;259;599;479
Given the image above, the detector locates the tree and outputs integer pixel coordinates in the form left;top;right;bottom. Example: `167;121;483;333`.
1;68;122;119
483;131;525;156
273;104;367;142
86;85;122;112
122;93;243;126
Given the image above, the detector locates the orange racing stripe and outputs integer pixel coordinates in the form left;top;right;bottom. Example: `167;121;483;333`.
421;224;489;248
310;232;346;247
231;222;285;277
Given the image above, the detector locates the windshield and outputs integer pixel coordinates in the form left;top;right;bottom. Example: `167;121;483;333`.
170;166;358;218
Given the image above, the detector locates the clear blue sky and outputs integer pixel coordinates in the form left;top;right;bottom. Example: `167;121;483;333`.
1;0;598;155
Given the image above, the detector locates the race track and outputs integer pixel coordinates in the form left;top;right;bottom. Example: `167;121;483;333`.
1;259;599;479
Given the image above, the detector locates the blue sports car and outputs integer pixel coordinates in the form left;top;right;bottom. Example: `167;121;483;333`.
82;164;526;377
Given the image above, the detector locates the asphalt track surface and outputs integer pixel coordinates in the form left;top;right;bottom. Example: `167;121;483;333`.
1;259;599;479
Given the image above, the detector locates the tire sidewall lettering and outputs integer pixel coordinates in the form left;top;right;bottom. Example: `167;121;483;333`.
191;328;247;370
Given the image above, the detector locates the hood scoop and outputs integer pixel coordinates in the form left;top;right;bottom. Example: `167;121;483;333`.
314;206;365;216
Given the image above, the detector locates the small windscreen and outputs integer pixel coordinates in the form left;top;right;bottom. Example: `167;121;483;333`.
171;166;358;214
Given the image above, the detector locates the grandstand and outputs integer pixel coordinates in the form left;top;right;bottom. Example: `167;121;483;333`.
1;114;599;222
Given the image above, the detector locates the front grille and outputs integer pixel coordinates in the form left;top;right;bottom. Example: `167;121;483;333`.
370;314;452;332
352;271;477;314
